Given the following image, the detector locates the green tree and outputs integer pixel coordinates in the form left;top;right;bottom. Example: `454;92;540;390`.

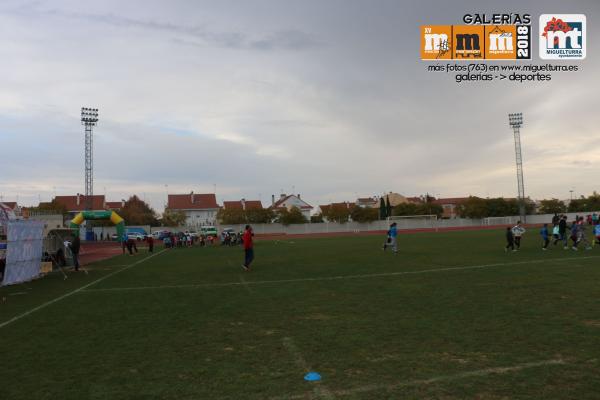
32;199;68;215
311;214;324;223
415;203;443;218
161;210;187;226
324;205;351;223
379;197;387;220
568;197;586;213
385;196;392;218
350;206;379;223
486;198;513;217
120;195;159;225
457;196;488;219
246;208;275;224
217;208;246;224
393;203;419;216
539;199;566;214
278;206;307;225
586;192;600;211
217;208;274;224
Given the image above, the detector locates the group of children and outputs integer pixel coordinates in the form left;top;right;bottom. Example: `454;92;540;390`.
505;221;526;251
506;213;600;252
163;232;217;249
220;231;244;246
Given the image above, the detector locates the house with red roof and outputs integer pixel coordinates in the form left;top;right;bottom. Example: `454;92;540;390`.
52;194;106;213
355;197;378;208
105;201;125;211
431;197;469;219
270;194;313;220
318;202;352;222
166;192;219;227
223;199;263;210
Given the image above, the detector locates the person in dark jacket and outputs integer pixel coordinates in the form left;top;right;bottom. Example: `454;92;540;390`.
555;215;568;249
70;235;81;271
505;227;515;252
146;235;154;253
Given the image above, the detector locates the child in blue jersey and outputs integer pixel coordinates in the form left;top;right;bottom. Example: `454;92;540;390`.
540;224;549;250
594;224;600;245
383;222;398;254
552;224;560;242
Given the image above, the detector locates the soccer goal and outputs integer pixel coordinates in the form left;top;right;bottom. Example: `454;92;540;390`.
483;216;519;226
386;215;438;231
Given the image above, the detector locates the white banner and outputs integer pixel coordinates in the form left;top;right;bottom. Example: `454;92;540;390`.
2;221;45;286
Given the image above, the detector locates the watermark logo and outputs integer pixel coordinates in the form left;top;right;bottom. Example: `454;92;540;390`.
539;14;586;60
421;25;452;60
421;24;530;60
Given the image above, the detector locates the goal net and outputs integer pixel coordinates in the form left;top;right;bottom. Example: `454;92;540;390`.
386;215;438;231
483;216;520;226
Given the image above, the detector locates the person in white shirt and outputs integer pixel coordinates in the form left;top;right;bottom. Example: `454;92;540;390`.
511;221;526;250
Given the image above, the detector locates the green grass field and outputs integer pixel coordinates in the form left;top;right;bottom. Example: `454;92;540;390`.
2;228;600;399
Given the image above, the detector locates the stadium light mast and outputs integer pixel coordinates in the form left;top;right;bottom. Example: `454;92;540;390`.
508;113;526;223
81;107;99;240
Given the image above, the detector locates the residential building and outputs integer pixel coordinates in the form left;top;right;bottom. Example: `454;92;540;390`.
405;196;424;204
431;197;469;219
270;194;313;220
383;192;414;207
355;197;378;208
105;201;125;211
318;202;352;222
223;199;263;210
167;192;219;227
51;194;106;216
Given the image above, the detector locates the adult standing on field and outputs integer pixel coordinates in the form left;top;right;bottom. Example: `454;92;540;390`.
242;225;254;271
70;234;81;272
511;221;526;250
146;235;154;253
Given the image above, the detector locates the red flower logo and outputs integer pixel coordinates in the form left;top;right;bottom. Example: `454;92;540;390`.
542;18;572;46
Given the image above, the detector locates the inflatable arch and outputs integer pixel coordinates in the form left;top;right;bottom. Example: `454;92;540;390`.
70;210;125;239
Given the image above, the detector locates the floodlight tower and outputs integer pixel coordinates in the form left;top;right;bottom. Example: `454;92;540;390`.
508;113;526;222
81;107;99;239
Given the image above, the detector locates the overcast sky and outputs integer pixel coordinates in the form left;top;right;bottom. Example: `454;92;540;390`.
0;0;598;211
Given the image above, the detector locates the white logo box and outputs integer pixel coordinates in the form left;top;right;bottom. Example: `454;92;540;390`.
539;14;586;60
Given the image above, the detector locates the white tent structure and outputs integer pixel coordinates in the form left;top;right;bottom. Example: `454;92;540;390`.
0;203;44;286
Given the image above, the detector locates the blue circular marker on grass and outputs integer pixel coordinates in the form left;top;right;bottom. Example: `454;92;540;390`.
304;372;321;381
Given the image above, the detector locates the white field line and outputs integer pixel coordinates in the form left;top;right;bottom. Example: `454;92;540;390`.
0;250;166;330
239;275;254;295
81;255;600;293
271;358;565;400
282;337;335;400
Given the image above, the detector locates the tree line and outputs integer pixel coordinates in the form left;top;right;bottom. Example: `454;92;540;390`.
27;192;600;226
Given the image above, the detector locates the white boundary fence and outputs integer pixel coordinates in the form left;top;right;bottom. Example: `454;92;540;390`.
219;211;599;236
47;211;596;238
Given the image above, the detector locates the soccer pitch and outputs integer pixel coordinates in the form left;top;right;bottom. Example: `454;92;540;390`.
2;229;600;399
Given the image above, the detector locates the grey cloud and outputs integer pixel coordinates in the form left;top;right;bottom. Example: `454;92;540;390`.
15;6;321;51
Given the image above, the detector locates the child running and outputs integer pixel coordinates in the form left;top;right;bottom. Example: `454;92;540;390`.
383;222;398;254
551;223;560;244
505;227;515;252
540;223;549;250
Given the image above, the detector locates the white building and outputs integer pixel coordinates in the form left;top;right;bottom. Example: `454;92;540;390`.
167;192;219;227
270;194;313;220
